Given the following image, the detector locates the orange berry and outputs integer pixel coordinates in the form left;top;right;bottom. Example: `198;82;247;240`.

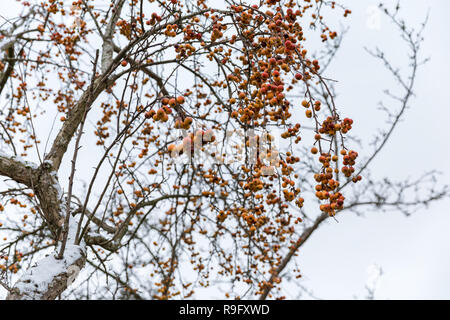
168;144;176;153
176;96;185;104
183;117;193;128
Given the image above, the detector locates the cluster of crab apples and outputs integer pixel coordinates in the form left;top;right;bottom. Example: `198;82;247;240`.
306;109;361;215
144;96;187;124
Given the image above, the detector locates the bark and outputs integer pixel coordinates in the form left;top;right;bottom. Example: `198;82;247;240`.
0;155;36;186
101;0;126;73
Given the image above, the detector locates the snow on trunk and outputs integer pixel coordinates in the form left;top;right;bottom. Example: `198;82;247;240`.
6;216;86;300
6;245;86;300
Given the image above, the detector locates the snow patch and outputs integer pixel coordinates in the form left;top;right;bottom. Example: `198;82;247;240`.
11;215;86;299
11;155;39;170
14;244;84;298
0;152;39;170
49;170;64;200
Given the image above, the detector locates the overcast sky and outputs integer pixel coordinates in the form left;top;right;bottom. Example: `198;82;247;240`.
295;0;450;299
1;0;449;300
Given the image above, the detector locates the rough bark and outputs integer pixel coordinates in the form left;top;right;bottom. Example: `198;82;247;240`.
0;155;36;186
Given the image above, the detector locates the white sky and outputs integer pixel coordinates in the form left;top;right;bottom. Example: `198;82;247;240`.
295;0;450;299
1;0;449;300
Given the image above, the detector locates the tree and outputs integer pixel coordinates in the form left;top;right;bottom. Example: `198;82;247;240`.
0;0;446;300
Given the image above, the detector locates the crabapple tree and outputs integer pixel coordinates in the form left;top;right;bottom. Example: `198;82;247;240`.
0;0;446;300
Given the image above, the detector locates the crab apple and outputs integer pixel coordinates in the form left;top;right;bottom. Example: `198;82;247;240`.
163;106;172;114
176;96;185;104
183;117;193;128
168;144;176;153
285;40;294;50
156;108;165;118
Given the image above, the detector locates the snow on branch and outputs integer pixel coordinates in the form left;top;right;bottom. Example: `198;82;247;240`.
6;244;86;300
6;217;86;300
